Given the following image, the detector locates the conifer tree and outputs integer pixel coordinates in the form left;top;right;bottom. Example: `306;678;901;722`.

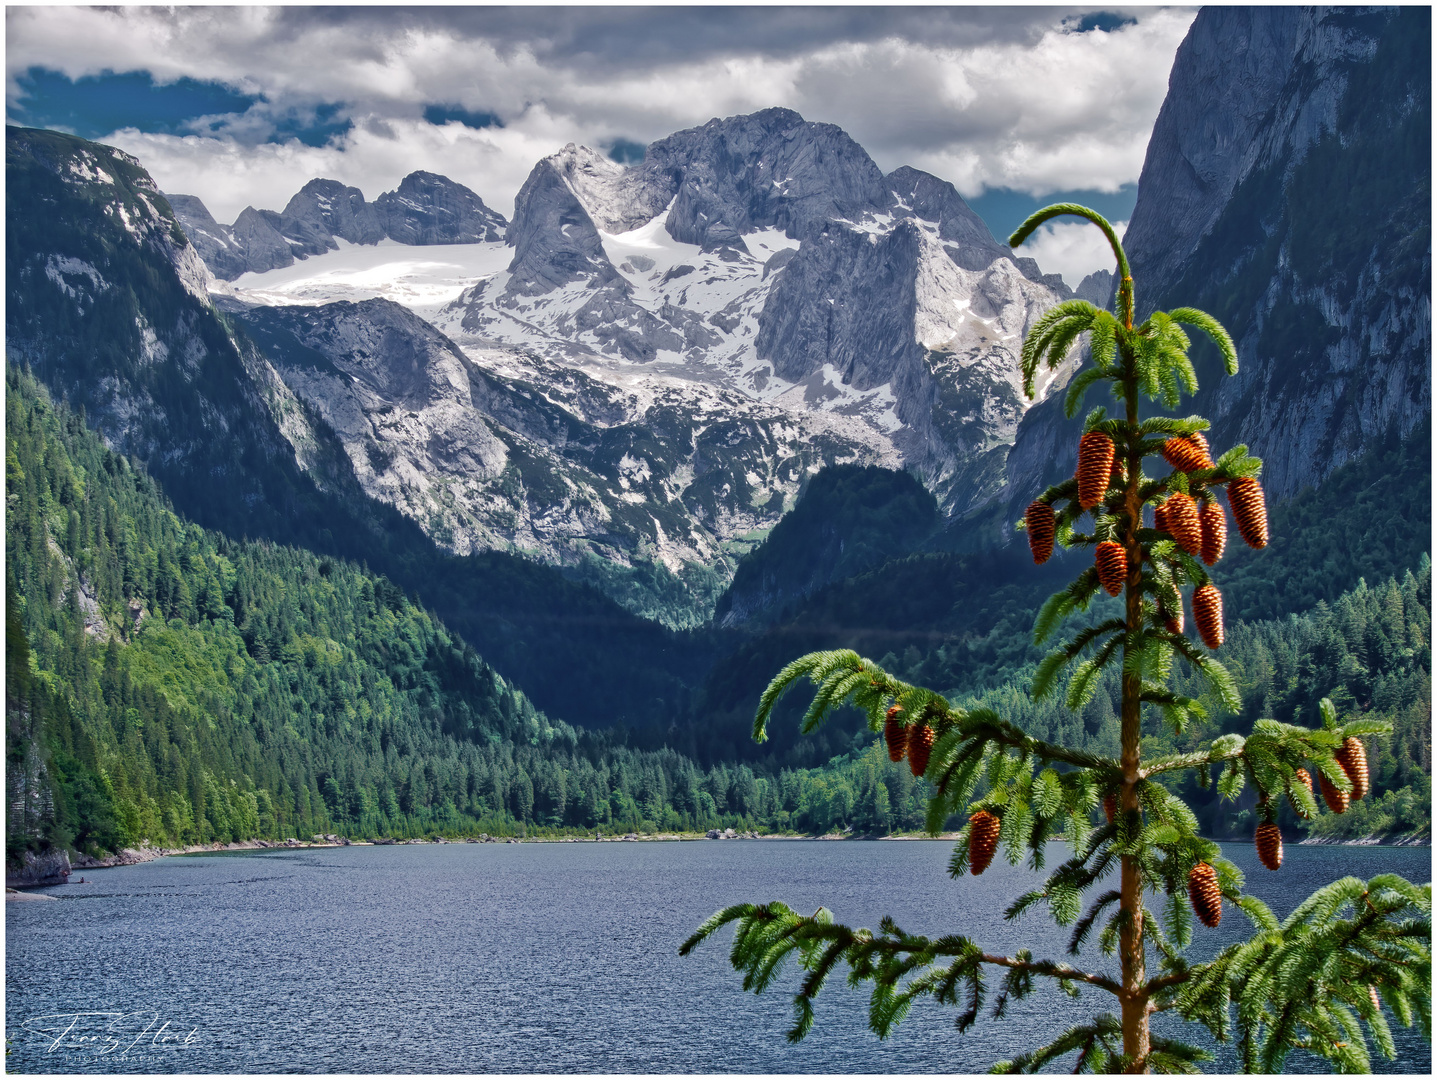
681;207;1431;1072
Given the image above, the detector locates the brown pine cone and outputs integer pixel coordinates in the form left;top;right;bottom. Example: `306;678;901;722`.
1162;432;1215;473
1370;986;1382;1013
1193;583;1224;649
1076;432;1116;510
1188;862;1223;927
1335;737;1369;801
1290;768;1314;818
1103;792;1117;824
883;706;907;763
968;810;1001;875
1199;500;1227;565
1319;770;1351;814
1164;492;1203;556
1026;501;1055;565
1110;457;1126;483
1227;477;1269;549
907;723;935;778
1153;499;1171;535
1255;822;1283;871
1095;541;1127;597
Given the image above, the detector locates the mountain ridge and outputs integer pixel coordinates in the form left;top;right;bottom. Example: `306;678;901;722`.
166;171;509;281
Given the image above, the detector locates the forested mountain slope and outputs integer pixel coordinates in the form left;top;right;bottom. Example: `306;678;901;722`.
3;367;762;859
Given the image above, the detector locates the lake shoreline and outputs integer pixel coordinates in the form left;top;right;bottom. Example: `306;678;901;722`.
12;827;1424;889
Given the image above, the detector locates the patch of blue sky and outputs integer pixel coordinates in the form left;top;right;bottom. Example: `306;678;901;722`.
966;185;1139;244
9;67;257;139
270;103;353;147
423;104;503;130
1067;12;1140;34
7;67;350;148
607;139;646;164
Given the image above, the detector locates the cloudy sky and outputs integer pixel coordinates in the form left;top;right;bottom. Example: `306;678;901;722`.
6;5;1198;284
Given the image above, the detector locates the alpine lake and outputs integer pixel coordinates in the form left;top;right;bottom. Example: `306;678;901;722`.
6;840;1430;1073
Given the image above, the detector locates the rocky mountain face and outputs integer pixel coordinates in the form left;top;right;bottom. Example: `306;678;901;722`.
4;125;322;530
227;294;887;622
167;171;509;280
374;171;507;245
436;108;1077;542
1001;6;1430;524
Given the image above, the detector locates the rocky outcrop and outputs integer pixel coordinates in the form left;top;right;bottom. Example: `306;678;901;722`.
758;220;924;391
374;170;507;244
228;206;297;274
7;848;70;887
233;297;512;547
276;178;385;253
886;165;1064;293
503;154;626;296
542;144;674;235
1073;269;1114;307
168;196;296;277
165;194;251;279
647;107;890;250
999;6;1430;526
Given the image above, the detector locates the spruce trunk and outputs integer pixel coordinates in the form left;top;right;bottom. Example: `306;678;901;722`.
1120;375;1149;1070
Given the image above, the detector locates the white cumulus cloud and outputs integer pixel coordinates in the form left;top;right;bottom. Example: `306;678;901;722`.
1017;218;1130;289
6;5;1197;241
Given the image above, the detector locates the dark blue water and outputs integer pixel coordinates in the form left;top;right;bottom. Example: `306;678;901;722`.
6;841;1430;1073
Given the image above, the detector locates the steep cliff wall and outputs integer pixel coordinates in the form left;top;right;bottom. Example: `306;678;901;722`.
1002;6;1430;527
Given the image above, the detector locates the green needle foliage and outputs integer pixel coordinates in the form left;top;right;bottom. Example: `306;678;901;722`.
682;207;1431;1073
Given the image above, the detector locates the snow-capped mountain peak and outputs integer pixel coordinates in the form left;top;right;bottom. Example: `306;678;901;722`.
181;109;1084;622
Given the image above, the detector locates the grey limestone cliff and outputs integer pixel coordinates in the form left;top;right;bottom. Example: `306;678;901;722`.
164;193;252;280
374;170;507;244
276;178;385;253
503;154;624;296
646;107;891;251
1000;6;1430;527
756;218;927;410
229;205;297;274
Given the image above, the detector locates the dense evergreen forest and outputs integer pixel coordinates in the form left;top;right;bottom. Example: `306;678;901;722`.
8;365;919;857
5;364;1429;864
